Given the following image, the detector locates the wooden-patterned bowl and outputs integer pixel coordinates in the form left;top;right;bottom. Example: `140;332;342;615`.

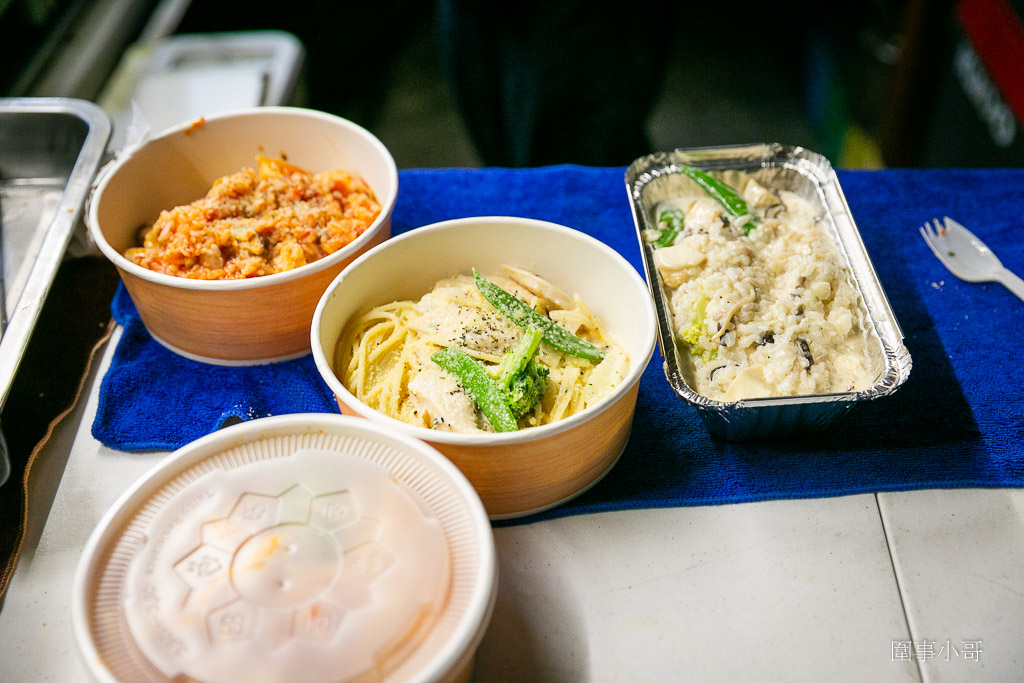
88;107;398;365
311;217;658;519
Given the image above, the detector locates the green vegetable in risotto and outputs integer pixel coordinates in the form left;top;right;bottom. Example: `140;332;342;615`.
680;166;759;235
680;291;717;363
653;207;685;248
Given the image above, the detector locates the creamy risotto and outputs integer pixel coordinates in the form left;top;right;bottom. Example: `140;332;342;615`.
124;156;381;279
647;174;873;401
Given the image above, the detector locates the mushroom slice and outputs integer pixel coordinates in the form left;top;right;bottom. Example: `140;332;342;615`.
742;178;781;209
653;242;706;271
723;366;774;401
502;265;575;310
710;291;755;341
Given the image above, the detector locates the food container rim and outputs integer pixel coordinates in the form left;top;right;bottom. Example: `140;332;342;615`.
625;142;912;412
70;413;497;683
86;105;399;291
311;215;658;445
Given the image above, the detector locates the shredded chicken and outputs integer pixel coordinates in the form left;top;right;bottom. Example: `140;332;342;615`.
407;362;482;432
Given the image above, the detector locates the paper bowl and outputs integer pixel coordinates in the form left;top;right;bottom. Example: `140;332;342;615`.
88;106;398;365
311;216;658;519
71;414;496;682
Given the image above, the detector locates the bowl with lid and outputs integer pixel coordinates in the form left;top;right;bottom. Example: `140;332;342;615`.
72;413;495;682
88;106;398;365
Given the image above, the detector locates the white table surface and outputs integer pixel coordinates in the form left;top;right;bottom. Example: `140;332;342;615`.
0;329;1016;682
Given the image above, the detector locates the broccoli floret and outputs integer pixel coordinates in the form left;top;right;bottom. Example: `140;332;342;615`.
496;327;549;419
504;357;549;419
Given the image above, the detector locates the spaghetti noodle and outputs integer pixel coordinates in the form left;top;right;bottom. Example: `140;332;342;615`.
336;266;629;434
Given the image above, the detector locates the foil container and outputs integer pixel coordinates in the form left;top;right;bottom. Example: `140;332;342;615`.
626;144;912;441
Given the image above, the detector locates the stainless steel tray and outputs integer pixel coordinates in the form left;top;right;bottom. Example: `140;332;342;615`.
0;98;111;484
626;143;912;441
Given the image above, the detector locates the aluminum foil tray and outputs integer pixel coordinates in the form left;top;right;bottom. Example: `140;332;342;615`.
625;143;912;441
0;98;111;483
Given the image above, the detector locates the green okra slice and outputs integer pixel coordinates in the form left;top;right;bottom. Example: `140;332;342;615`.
653;207;684;248
473;269;606;362
680;165;758;234
430;346;519;432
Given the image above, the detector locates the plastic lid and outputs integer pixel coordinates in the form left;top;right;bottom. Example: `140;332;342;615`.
73;415;495;682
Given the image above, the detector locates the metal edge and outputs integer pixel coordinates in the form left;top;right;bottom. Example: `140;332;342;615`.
625;168;690;402
0;98;112;409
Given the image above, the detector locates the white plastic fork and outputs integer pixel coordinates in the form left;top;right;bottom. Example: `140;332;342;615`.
919;216;1024;302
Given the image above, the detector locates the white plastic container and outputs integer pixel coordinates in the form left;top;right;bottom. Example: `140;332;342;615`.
71;414;496;682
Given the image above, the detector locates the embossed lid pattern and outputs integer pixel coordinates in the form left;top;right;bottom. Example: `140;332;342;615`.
73;415;496;683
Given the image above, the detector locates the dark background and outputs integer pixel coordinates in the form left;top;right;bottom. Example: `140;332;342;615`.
2;0;1022;169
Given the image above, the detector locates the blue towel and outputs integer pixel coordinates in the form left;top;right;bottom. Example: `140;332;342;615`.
93;166;1024;523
